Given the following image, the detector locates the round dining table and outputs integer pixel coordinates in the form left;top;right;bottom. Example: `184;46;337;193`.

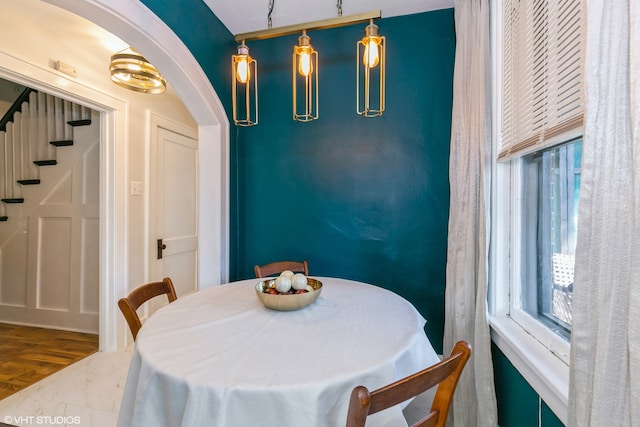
117;277;439;427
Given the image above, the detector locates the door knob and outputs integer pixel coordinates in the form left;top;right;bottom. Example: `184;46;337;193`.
157;238;167;259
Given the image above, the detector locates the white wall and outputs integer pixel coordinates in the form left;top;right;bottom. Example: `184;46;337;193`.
0;0;225;350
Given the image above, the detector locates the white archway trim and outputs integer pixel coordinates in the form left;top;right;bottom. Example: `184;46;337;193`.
44;0;231;348
46;0;228;125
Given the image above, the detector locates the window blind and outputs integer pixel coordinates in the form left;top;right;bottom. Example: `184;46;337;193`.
500;0;586;161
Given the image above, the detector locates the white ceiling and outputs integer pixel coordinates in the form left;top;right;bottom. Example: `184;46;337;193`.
203;0;454;35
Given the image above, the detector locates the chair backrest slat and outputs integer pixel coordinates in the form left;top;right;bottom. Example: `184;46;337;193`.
118;277;177;340
368;352;464;413
345;341;471;427
254;260;309;278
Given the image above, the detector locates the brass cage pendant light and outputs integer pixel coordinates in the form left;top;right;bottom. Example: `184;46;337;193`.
292;30;318;122
232;41;259;126
357;19;385;117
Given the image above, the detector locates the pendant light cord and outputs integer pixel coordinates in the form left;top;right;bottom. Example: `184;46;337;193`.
337;0;342;16
268;0;275;29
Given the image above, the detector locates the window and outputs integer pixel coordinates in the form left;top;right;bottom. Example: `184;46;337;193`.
489;0;586;421
519;138;581;341
497;0;585;343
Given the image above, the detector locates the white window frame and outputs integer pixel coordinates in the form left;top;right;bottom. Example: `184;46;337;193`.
488;0;573;423
490;161;570;423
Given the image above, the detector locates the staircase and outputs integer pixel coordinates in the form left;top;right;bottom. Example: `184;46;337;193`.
0;89;93;221
0;88;100;333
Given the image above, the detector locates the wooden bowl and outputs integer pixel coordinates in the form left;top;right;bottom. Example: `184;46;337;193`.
255;278;322;311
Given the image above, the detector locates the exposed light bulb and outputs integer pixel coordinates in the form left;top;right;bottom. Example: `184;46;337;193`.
236;57;250;83
363;39;380;68
234;42;252;84
295;31;315;77
298;50;313;77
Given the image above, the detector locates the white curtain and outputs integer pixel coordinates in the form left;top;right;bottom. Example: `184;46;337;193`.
443;0;497;426
568;0;640;425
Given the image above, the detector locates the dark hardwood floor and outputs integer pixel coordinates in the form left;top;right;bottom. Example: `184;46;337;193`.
0;324;98;400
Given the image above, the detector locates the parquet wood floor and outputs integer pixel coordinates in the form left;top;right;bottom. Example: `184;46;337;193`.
0;324;98;400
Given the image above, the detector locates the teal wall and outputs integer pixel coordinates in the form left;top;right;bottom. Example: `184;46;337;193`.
492;343;565;426
233;10;455;353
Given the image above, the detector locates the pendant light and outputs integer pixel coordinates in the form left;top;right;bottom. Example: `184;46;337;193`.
232;5;384;124
292;30;318;122
357;19;385;117
109;47;166;94
232;41;258;126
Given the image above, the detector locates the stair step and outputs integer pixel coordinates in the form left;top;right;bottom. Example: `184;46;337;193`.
67;119;91;127
0;216;7;222
2;198;24;204
34;160;57;166
17;179;41;185
50;140;74;147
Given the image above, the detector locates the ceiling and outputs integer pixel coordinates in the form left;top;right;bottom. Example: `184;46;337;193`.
203;0;454;35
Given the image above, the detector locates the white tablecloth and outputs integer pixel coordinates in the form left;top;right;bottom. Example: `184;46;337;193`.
117;277;439;427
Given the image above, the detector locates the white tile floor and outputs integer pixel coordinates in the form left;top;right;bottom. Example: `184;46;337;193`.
0;348;133;427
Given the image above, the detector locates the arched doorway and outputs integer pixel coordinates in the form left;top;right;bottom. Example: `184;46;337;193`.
40;0;231;350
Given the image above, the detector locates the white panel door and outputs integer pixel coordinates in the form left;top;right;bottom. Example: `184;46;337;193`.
151;125;198;298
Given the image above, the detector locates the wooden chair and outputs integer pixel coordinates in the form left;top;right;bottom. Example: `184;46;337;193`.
118;277;177;340
345;341;471;427
254;260;309;278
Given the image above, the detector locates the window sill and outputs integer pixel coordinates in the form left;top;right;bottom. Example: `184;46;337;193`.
489;314;569;424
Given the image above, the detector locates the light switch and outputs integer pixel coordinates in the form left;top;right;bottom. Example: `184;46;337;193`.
130;181;143;196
